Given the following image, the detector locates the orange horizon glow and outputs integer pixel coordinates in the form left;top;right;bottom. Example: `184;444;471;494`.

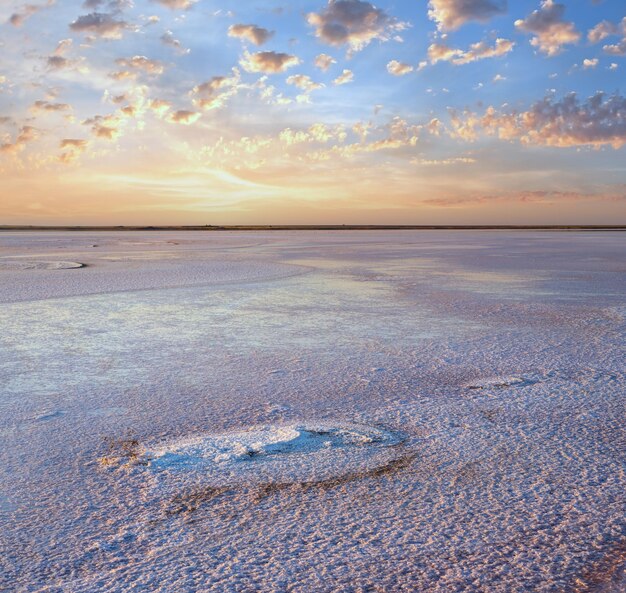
1;1;625;224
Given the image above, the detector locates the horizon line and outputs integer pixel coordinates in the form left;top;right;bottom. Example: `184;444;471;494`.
2;225;626;232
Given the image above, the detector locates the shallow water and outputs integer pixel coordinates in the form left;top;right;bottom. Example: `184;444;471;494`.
0;231;624;592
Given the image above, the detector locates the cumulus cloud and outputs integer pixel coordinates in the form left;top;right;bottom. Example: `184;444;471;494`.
191;69;241;110
604;41;626;56
583;58;598;69
333;69;354;85
286;75;324;94
307;0;407;52
59;139;88;164
515;0;580;56
428;38;514;65
449;92;626;149
598;20;626;56
149;99;172;117
115;55;164;75
70;12;132;39
168;110;200;124
588;20;619;44
82;114;123;140
387;60;413;76
228;24;274;46
239;51;300;73
428;0;507;31
0;126;38;154
44;38;81;71
314;54;336;72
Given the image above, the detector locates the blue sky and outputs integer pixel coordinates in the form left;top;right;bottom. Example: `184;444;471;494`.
0;0;625;224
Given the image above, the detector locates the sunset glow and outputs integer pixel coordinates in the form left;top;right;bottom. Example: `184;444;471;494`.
1;0;625;224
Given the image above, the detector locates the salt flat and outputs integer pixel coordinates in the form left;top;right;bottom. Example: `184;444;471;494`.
0;231;624;592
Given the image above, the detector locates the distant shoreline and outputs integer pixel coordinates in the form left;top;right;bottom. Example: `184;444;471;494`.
1;225;626;232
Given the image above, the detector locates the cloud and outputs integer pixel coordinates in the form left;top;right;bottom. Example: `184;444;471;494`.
333;69;354;85
149;99;172;117
115;56;164;75
60;139;88;148
428;0;507;31
314;53;336;72
151;0;196;9
82;0;132;10
228;24;274;46
82;114;122;140
286;75;324;94
598;20;626;55
161;30;190;54
582;58;598;69
53;39;73;55
449;92;626;149
604;41;626;56
45;39;79;71
588;20;619;44
69;12;132;39
240;51;300;73
412;156;476;166
31;101;71;112
515;0;580;56
0;126;38;154
59;139;88;164
428;38;514;65
424;188;626;207
47;56;71;70
168;110;200;125
8;1;54;27
307;0;407;52
427;44;459;64
191;69;241;110
109;70;136;81
387;60;413;76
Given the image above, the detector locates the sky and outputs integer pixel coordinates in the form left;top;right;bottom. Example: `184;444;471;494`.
0;0;625;225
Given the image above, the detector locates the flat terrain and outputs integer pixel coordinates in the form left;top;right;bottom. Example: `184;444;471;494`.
0;231;624;592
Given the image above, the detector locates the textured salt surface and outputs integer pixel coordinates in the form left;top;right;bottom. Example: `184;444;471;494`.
0;231;625;592
0;231;306;303
0;259;84;270
122;423;406;491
